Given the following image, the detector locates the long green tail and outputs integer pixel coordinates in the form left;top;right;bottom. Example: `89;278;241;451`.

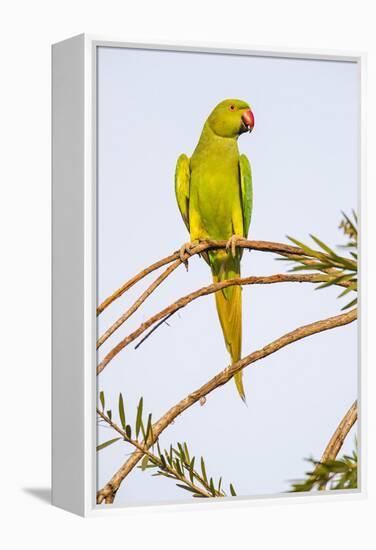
210;250;245;401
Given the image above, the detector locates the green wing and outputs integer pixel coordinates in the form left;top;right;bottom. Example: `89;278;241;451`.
175;153;190;231
239;154;253;238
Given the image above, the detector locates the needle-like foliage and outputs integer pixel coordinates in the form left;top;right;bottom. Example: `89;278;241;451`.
279;211;357;310
290;445;357;492
139;440;237;498
97;392;236;498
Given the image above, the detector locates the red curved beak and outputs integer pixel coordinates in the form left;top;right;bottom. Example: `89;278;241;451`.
242;109;255;132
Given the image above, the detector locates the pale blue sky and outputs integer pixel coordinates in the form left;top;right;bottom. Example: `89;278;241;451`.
96;46;358;505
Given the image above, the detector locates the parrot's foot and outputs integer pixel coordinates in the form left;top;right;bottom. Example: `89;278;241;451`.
179;241;199;269
226;234;246;257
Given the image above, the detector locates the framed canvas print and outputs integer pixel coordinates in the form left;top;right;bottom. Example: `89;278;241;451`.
52;35;365;516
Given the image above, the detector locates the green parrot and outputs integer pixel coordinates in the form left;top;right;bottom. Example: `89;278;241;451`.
175;99;254;401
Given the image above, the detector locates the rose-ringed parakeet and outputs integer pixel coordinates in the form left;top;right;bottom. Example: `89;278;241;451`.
175;99;254;401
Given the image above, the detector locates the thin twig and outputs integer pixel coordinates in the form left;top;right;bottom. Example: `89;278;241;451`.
96;239;308;316
134;312;176;350
133;273;353;351
97;272;352;374
320;400;358;463
96;307;357;503
97;262;180;348
96;252;179;315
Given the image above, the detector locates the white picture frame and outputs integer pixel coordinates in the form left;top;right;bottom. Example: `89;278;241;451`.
52;34;366;517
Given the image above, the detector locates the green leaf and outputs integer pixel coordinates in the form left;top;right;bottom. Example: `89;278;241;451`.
145;413;153;443
174;459;183;477
183;442;190;463
289;439;358;492
118;393;126;430
200;457;208;483
336;257;357;270
125;424;132;439
341;297;357;310
140;419;146;441
287;236;325;260
140;455;149;471
316;273;355;290
156;441;162;458
96;437;121;451
209;477;216;495
315;278;339;290
164;448;172;466
326;460;349;473
160;455;167;470
138;462;157;470
177;443;185;461
175;483;201;495
99;391;105;411
136;397;144;438
290;265;318;272
341;210;357;236
333;273;356;284
337;284;356;298
156;472;175;480
106;409;112;421
218;477;222;493
287;236;312;252
291;262;330;272
310;234;336;256
229;483;237;496
189;457;195;483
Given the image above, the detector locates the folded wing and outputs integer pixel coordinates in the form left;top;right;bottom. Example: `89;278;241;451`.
239;154;253;238
175;153;191;231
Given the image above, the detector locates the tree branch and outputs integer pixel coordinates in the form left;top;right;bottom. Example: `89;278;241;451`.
97;261;180;349
96;239;308;316
290;400;358;492
320;400;358;463
96;252;180;315
97;273;352;374
97;307;357;503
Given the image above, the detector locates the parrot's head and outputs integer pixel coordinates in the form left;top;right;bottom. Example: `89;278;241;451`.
207;99;254;139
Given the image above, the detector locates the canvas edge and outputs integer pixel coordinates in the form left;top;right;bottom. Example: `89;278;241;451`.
52;33;87;516
357;50;367;500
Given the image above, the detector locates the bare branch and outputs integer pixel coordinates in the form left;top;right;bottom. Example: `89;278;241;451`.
134;272;353;351
96;239;308;316
320;400;358;463
97;252;179;315
97;261;180;349
97;272;352;374
97;307;357;503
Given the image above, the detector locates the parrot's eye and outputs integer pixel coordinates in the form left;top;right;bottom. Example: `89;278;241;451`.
229;104;236;111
